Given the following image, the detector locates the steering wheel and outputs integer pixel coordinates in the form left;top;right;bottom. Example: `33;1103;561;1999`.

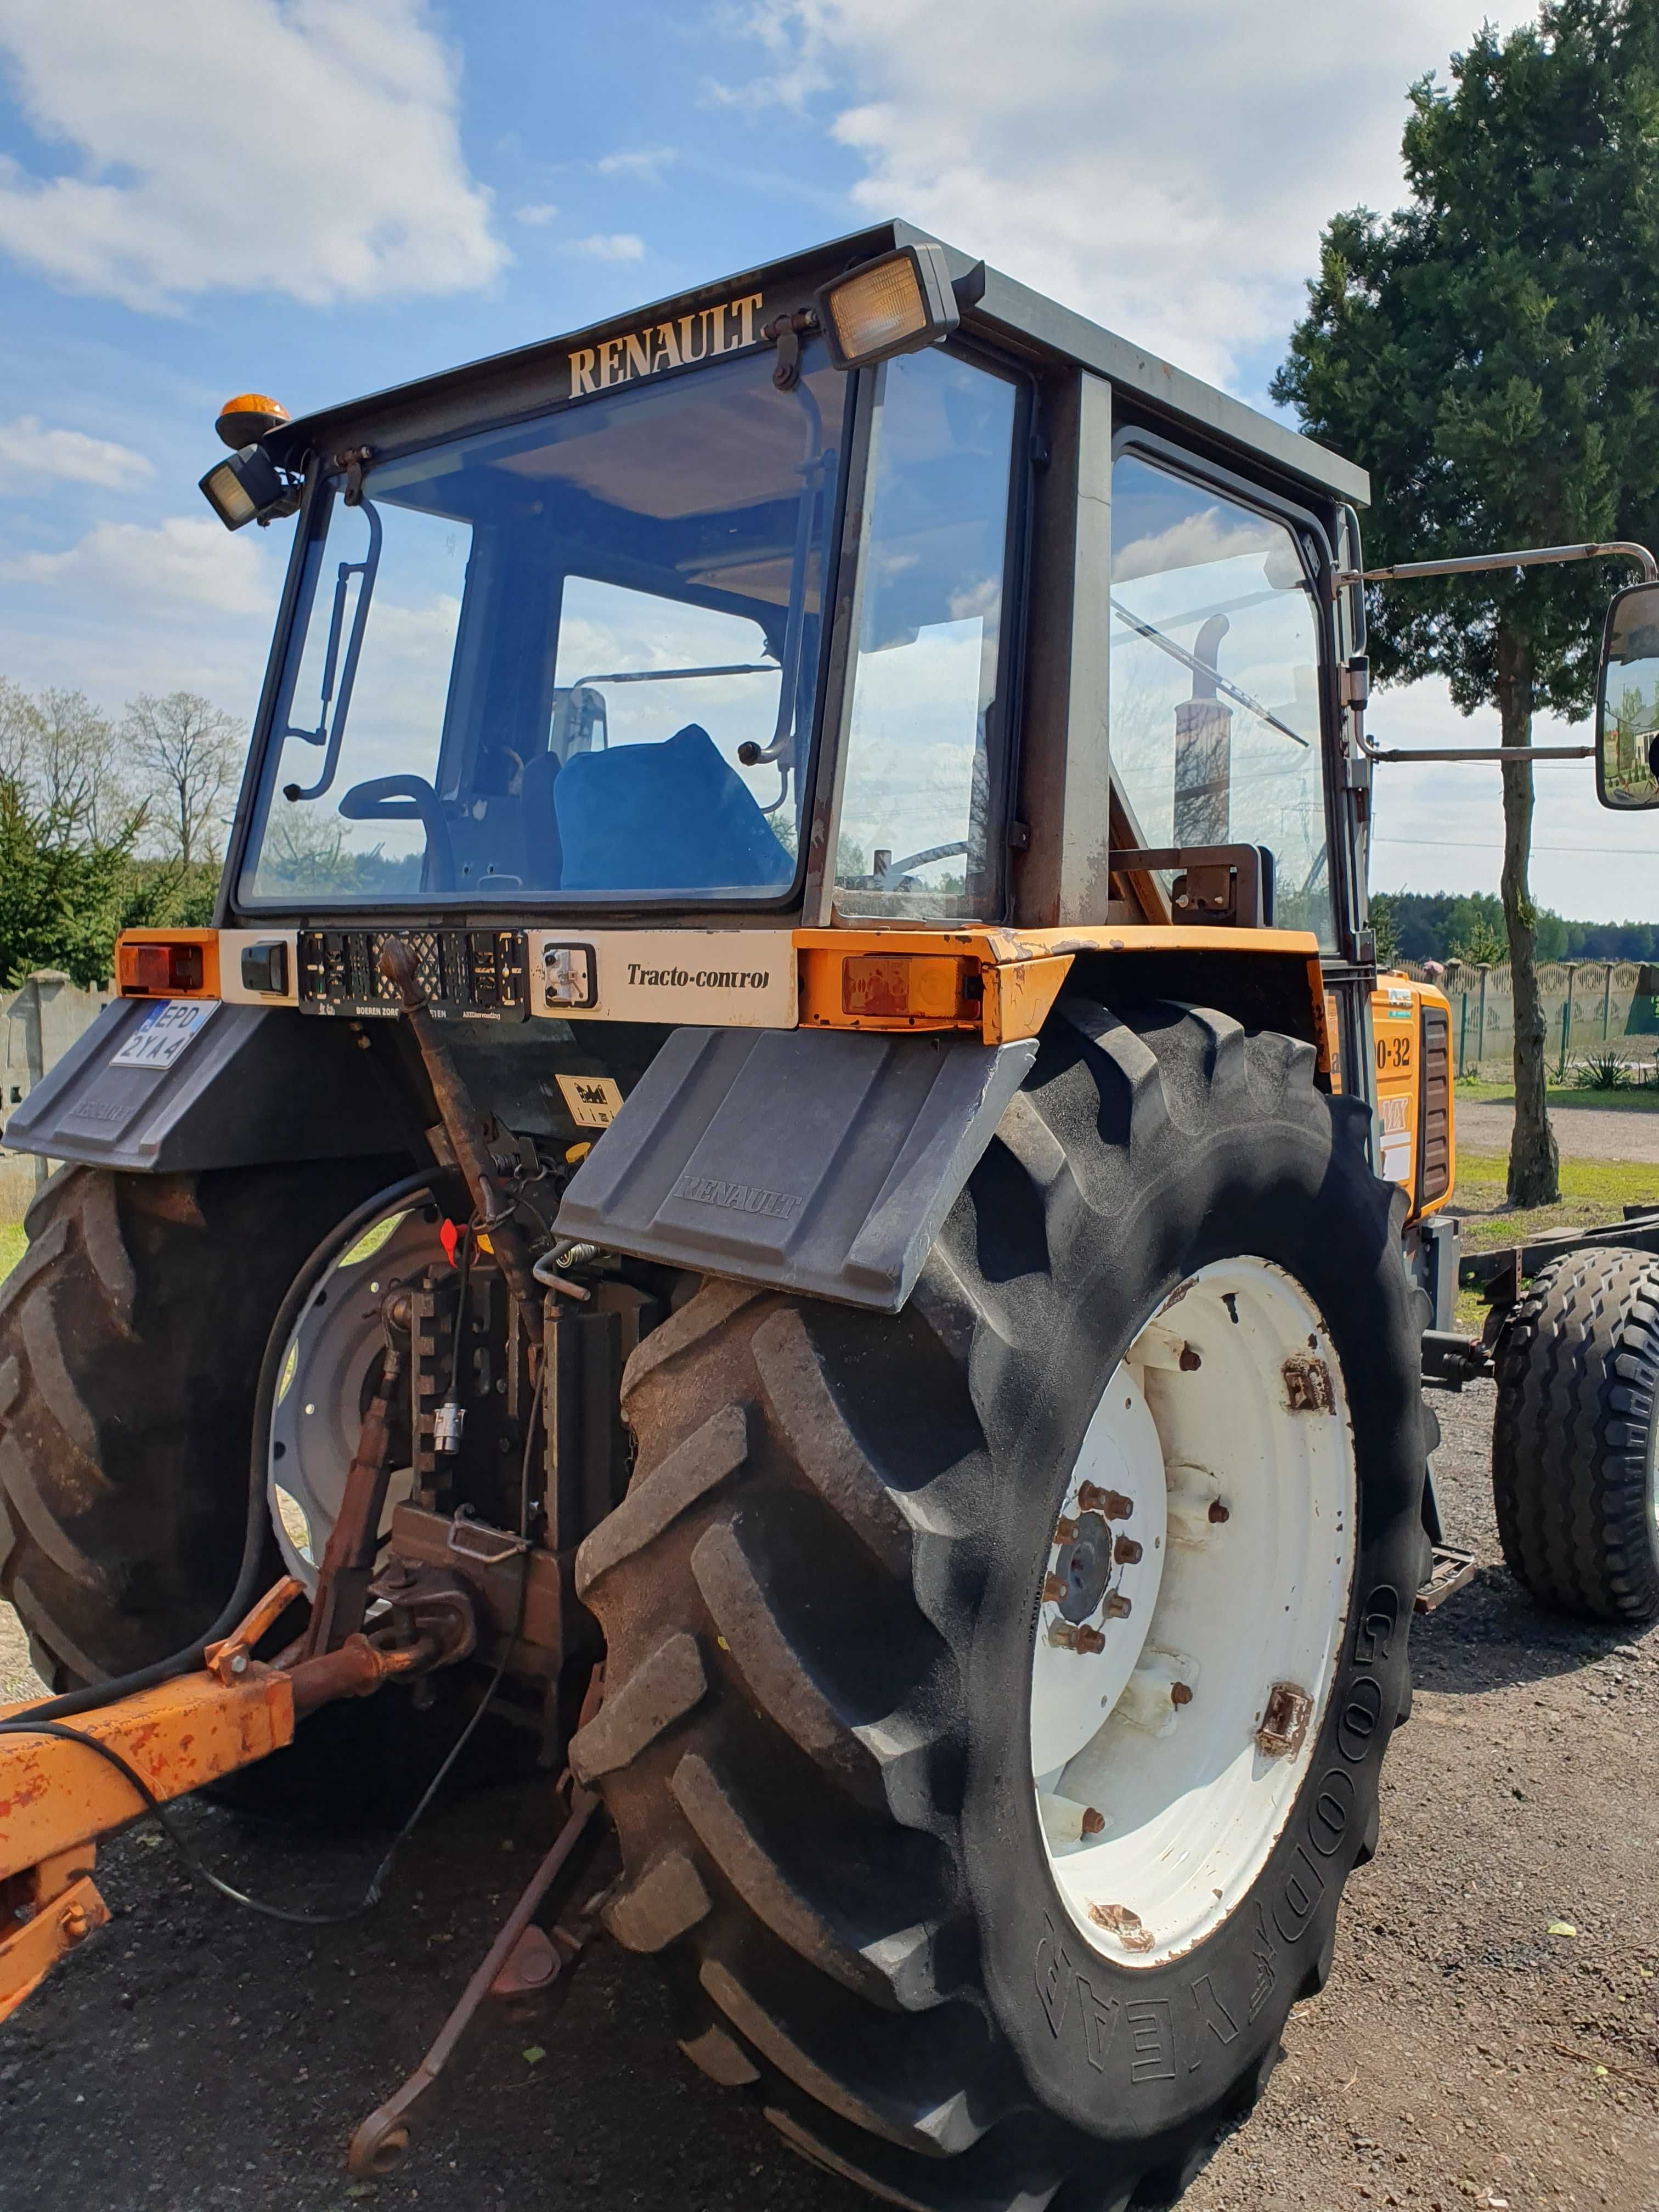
338;775;456;893
867;840;970;890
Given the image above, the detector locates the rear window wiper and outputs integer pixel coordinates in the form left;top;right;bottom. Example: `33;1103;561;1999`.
280;498;383;803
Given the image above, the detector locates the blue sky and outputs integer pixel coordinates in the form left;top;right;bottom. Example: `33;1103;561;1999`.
1;0;1652;921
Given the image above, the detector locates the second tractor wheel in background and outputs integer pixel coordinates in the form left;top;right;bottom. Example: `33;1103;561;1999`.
1492;1246;1659;1624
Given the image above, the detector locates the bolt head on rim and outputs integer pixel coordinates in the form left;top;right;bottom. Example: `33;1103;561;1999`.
1029;1257;1355;1970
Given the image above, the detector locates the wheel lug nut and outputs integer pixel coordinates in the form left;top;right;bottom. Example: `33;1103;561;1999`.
1042;1573;1068;1604
1104;1592;1133;1620
1208;1499;1231;1525
1171;1681;1194;1707
1080;1807;1106;1836
1053;1515;1079;1544
1049;1620;1107;1653
1077;1485;1132;1519
1113;1535;1142;1565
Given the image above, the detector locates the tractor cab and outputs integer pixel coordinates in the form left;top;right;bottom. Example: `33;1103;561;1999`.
205;225;1372;1012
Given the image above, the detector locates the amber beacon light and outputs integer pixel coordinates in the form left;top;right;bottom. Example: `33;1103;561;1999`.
200;392;296;531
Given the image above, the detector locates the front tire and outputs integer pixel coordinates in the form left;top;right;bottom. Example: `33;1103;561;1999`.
572;1001;1431;2209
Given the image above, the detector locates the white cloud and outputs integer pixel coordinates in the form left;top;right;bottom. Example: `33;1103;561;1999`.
0;414;154;490
3;515;277;616
1113;509;1278;586
561;232;646;262
594;146;678;182
0;0;507;311
704;0;831;109
515;202;561;226
715;2;1537;391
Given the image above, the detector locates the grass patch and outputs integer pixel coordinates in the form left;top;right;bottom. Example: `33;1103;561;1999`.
1448;1153;1659;1328
1454;1077;1659;1111
1447;1150;1659;1257
0;1223;24;1285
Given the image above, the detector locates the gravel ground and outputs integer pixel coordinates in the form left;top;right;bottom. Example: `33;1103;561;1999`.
1455;1098;1659;1162
2;1383;1656;2212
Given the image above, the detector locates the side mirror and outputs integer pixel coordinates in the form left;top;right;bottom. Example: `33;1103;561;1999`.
1596;581;1659;810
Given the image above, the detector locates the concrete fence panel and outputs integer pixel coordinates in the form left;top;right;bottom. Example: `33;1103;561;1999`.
1;972;112;1219
1402;960;1659;1081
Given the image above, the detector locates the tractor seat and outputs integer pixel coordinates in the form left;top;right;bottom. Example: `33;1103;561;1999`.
518;749;564;890
554;724;792;893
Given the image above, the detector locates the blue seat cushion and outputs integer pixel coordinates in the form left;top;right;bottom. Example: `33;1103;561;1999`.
554;723;792;893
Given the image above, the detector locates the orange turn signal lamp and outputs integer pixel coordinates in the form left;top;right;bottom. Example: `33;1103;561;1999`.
115;930;220;1000
796;943;987;1031
841;952;980;1022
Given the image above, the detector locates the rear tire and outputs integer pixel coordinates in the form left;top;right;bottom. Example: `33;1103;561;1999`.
1492;1247;1659;1624
0;1160;408;1691
572;1000;1431;2209
0;1157;523;1825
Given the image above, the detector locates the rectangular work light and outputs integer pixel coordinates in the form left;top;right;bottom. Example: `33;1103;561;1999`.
814;242;961;371
199;443;288;531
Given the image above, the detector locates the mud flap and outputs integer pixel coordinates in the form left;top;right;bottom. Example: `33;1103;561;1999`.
555;1025;1038;1311
1;998;418;1172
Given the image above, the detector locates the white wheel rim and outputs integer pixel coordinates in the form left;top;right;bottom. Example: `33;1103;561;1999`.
1029;1258;1355;1969
267;1203;442;1588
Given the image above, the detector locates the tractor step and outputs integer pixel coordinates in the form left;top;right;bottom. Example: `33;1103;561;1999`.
1415;1543;1478;1613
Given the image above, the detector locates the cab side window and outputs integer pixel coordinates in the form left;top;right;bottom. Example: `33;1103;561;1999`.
1109;453;1334;947
833;349;1019;919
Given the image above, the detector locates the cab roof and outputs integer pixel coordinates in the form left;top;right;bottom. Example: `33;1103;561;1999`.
267;217;1369;509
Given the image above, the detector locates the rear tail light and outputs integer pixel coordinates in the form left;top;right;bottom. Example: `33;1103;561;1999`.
116;935;211;997
841;953;978;1021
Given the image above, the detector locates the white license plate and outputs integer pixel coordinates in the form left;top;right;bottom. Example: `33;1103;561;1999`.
110;999;218;1070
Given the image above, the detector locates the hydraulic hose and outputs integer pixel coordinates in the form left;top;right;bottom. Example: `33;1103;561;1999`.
10;1165;454;1726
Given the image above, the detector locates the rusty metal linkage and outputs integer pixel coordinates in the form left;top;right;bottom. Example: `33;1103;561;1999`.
377;936;541;1311
345;1667;608;2176
0;1570;478;2021
301;1320;408;1659
345;1784;601;2176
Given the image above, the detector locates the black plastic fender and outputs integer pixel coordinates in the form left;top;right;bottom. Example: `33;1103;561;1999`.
555;1024;1039;1312
0;998;422;1173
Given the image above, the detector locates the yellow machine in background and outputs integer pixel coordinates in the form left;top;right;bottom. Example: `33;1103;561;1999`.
1370;973;1456;1224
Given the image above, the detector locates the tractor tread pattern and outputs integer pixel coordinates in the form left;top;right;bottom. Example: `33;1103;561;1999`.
0;1158;409;1689
579;1002;1426;2210
1492;1246;1659;1621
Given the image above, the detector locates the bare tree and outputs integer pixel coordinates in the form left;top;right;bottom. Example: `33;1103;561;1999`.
0;679;140;844
122;692;242;866
0;675;31;789
32;688;129;842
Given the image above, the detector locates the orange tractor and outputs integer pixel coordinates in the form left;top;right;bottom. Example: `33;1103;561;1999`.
4;223;1657;2204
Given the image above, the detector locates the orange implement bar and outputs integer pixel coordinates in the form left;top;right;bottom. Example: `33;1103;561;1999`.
0;1868;110;2024
0;1664;296;2023
0;1666;294;1886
